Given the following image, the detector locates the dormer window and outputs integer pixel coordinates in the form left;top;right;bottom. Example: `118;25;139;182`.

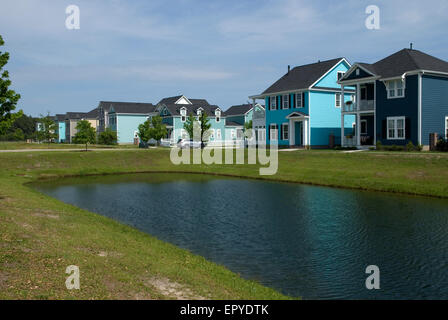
197;108;202;117
386;79;405;99
337;71;345;80
180;108;187;122
215;109;221;123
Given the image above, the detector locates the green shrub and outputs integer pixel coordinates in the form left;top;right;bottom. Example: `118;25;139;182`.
98;128;117;145
436;139;448;152
376;141;382;150
406;141;415;152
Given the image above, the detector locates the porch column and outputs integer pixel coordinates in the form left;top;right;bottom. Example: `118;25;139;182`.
356;113;361;146
373;81;377;145
289;118;294;146
341;85;345;147
304;118;309;146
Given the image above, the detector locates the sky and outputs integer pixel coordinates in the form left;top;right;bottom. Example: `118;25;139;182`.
1;0;448;116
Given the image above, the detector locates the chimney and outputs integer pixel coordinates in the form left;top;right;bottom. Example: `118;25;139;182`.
288;65;290;73
410;43;413;50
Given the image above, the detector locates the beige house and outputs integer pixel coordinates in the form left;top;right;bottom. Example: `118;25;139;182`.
65;108;99;143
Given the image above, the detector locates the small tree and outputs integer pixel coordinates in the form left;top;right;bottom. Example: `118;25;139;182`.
198;112;211;146
37;113;57;144
98;127;117;145
183;113;196;140
149;115;167;146
244;120;253;139
73;120;96;151
0;35;22;135
137;120;151;145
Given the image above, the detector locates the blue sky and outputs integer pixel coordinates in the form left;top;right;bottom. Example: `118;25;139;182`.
1;0;448;116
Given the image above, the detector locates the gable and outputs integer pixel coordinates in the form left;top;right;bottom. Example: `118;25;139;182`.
175;96;192;105
344;66;376;81
314;60;351;88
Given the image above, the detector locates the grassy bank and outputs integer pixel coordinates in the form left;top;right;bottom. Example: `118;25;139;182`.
0;141;138;150
1;148;448;299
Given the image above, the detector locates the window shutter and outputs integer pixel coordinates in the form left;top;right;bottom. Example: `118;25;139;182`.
278;125;281;140
289;94;292;108
267;97;270;110
292;94;296;108
302;93;305;108
279;96;282;109
405;118;411;139
382;119;387;139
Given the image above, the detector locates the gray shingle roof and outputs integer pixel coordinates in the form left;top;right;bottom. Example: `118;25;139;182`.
66;112;88;120
55;114;66;122
262;58;344;94
352;49;448;79
85;108;99;119
224;104;253;116
109;102;156;114
162;103;221;117
158;95;210;106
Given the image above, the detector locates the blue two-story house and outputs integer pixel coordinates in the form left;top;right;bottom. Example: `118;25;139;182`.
339;48;448;148
250;58;355;147
156;95;226;143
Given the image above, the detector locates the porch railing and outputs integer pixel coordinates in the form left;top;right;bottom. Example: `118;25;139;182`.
343;100;374;113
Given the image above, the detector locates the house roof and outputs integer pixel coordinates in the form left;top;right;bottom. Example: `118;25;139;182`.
346;49;448;80
157;95;210;106
85;108;99;119
109;102;156;114
66;112;88;120
262;58;345;94
55;114;66;122
224;104;253;116
162;103;221;117
225;121;243;127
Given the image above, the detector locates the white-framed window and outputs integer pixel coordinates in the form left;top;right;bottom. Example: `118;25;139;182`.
215;109;221;123
296;93;303;108
281;123;289;140
197;108;202;117
270;96;277;110
231;129;236;139
269;124;278;141
351;94;356;103
335;93;341;108
337;71;345;81
361;119;367;135
445;116;448;139
216;129;221;140
282;94;289;109
180;108;187;122
386;79;405;99
387;116;405;140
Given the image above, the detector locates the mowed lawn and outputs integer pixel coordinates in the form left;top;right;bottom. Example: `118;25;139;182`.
1;148;448;300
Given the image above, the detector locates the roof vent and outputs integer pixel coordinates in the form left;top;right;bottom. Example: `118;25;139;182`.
410;43;413;50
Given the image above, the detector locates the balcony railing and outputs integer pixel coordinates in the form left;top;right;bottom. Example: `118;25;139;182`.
343;100;375;113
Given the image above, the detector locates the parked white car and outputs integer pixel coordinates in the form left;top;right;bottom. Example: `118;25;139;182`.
177;139;203;149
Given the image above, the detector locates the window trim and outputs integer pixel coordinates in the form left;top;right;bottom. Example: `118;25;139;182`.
360;119;368;135
180;107;187;122
296;93;303;108
386;116;406;140
337;71;345;81
281;123;289;140
216;129;221;140
270;96;277;110
215;109;221;123
269;124;278;141
335;93;341;108
386;79;405;99
282;94;289;109
445;116;448;140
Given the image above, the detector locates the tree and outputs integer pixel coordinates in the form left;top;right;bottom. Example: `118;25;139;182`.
148;115;167;146
244;120;253;139
198;112;211;145
183;112;211;147
73;120;96;151
98;127;117;145
137;120;151;145
0;35;22;135
36;113;57;144
183;113;196;140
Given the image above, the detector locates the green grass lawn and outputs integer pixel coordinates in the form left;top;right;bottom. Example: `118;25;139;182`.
1;148;448;300
0;141;138;150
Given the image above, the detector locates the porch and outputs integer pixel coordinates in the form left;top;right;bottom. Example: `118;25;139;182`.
287;112;310;147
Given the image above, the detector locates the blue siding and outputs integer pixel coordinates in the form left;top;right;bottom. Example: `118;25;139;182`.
376;76;419;145
310;91;354;146
226;115;245;125
315;60;351;88
57;122;66;143
116;114;148;144
422;75;448;144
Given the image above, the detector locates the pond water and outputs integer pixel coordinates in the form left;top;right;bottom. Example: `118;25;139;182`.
34;173;448;299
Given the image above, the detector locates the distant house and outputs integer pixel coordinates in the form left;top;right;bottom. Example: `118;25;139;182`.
224;103;265;141
54;114;66;143
250;58;355;147
65;112;88;143
108;102;156;144
97;101;114;133
156;95;225;143
339;48;448;148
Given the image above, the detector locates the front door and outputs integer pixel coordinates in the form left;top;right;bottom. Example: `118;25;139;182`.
295;122;302;146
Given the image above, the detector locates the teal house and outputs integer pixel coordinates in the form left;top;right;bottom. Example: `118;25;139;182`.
250;58;355;147
224;103;265;141
108;102;156;144
156;95;226;143
55;114;66;143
